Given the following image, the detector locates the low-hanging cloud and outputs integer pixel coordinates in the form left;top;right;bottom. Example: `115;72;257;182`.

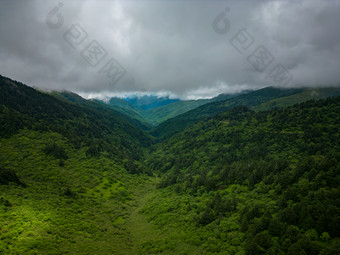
1;0;340;99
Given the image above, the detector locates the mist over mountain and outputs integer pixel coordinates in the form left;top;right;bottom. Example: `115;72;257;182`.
1;0;340;98
122;95;180;110
1;74;340;254
1;0;340;254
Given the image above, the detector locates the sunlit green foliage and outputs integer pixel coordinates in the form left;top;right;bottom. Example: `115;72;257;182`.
0;130;150;254
1;74;340;254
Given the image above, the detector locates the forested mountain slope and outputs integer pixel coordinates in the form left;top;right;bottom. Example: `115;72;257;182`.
0;75;153;162
150;87;305;139
100;91;245;127
253;87;340;112
1;74;339;254
123;95;179;110
150;87;340;140
53;92;152;131
145;96;340;254
0;75;155;254
0;129;149;254
92;97;152;129
101;96;211;126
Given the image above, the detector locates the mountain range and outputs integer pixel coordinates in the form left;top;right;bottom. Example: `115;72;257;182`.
95;86;340;139
1;74;340;254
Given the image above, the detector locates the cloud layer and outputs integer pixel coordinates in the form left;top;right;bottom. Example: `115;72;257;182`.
1;0;340;99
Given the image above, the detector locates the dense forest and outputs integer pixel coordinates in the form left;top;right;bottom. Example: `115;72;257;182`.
1;75;339;254
146;97;340;254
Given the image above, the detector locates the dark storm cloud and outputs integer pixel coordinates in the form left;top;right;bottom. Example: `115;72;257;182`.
0;0;339;99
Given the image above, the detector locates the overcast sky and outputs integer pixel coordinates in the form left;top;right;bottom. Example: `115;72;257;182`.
1;0;340;99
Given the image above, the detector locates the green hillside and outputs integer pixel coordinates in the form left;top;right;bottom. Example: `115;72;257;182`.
0;76;153;162
253;87;340;112
142;99;210;125
100;97;211;126
100;92;244;127
150;87;340;140
145;97;340;254
0;75;156;254
93;97;151;129
1;74;340;254
150;87;305;139
0;130;147;254
100;87;340;131
142;93;245;126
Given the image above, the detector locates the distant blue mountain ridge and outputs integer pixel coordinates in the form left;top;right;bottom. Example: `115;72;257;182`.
122;95;179;110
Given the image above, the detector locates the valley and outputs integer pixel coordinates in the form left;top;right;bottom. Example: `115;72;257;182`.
1;75;340;254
